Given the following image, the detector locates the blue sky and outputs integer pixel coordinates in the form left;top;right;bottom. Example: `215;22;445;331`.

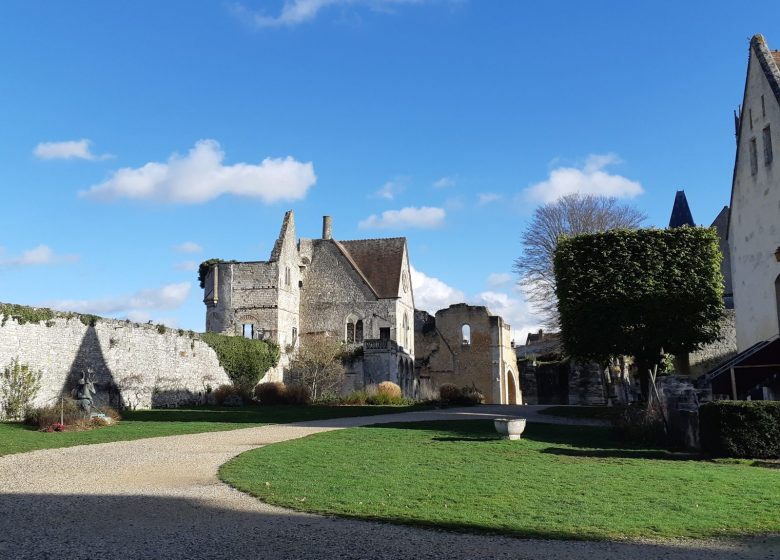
1;1;778;341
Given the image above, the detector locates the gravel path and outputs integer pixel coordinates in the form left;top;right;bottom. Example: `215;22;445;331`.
0;405;777;559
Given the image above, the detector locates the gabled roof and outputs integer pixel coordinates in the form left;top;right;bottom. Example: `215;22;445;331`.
336;238;406;299
668;190;695;228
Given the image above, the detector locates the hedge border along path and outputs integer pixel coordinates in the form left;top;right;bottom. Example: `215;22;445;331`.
1;406;777;560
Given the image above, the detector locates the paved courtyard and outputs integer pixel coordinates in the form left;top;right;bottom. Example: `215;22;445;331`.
0;406;776;559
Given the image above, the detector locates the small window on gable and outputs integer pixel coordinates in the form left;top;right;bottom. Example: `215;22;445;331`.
284;266;291;287
292;327;297;344
462;324;471;346
242;324;254;339
346;321;355;343
762;95;766;118
749;108;754;130
750;138;758;175
355;320;364;343
764;126;773;165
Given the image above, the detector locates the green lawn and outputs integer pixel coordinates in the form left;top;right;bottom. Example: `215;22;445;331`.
220;420;780;541
0;405;427;457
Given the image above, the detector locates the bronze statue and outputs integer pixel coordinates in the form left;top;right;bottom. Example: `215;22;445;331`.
72;373;97;415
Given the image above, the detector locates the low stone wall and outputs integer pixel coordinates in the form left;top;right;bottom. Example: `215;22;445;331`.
0;309;230;413
688;309;737;377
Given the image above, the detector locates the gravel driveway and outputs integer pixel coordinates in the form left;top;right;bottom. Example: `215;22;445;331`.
0;405;776;559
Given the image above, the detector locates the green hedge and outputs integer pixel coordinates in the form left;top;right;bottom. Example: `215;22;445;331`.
200;333;280;393
699;401;780;458
554;227;724;367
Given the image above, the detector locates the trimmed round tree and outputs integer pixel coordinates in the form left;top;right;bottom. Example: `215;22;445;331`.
553;227;724;397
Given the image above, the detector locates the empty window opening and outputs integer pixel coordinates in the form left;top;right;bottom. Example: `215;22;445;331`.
242;324;254;339
380;327;390;340
284;266;291;287
764;126;773;165
355;320;364;343
750;108;754;130
462;324;471;345
292;327;297;345
762;95;766;117
346;322;355;343
750;138;758;175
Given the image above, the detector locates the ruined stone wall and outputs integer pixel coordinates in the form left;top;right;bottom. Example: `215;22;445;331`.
414;305;511;404
688;308;737;377
0;311;230;413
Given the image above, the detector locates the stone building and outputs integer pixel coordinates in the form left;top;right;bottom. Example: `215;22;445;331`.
729;34;780;352
203;211;416;394
414;304;519;404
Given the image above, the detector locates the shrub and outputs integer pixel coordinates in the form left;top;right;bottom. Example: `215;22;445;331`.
376;381;402;399
26;398;83;428
1;359;43;420
699;401;780;459
201;333;280;395
253;382;311;405
284;384;312;405
457;386;485;406
254;382;287;404
213;384;238;405
439;383;461;403
341;390;368;405
612;404;666;445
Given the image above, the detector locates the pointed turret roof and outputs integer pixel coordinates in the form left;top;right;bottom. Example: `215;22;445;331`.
668;190;694;228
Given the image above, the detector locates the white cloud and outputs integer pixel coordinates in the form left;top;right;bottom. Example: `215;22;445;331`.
174;261;198;272
33;139;111;161
46;282;191;316
486;272;512;288
233;0;430;28
0;245;79;266
374;180;404;200
410;266;465;314
80;139;316;204
174;241;203;254
358;206;445;229
433;176;455;189
522;153;643;204
478;192;501;205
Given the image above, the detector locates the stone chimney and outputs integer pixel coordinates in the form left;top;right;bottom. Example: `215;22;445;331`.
322;215;332;240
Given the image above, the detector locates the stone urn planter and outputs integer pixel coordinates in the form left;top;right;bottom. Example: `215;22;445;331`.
494;418;526;440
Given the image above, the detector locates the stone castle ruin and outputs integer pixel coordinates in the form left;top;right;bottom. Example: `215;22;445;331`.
203;212;417;395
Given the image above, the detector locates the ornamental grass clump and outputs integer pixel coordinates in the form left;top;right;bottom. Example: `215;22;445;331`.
341;390;368;405
254;382;311;405
213;384;239;405
365;382;406;405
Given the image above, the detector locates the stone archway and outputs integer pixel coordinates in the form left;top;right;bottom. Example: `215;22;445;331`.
506;369;518;405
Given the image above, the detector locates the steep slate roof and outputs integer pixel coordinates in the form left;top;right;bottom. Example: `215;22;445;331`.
336;238;406;299
668;190;695;228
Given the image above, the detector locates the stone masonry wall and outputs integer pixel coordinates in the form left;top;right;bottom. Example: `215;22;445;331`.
0;310;230;414
688;308;737;377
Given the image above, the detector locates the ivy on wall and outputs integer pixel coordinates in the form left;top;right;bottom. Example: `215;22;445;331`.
200;332;280;393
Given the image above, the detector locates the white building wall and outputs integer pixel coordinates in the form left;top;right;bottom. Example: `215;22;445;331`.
730;41;780;351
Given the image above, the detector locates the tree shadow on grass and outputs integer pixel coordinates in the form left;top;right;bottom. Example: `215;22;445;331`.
540;446;702;461
0;493;775;559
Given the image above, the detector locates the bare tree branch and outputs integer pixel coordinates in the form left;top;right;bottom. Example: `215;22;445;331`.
514;194;646;330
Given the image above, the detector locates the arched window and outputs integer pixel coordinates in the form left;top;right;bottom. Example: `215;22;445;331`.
346;322;355;343
462;324;471;345
402;313;410;349
242;324;254;339
355;320;364;343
